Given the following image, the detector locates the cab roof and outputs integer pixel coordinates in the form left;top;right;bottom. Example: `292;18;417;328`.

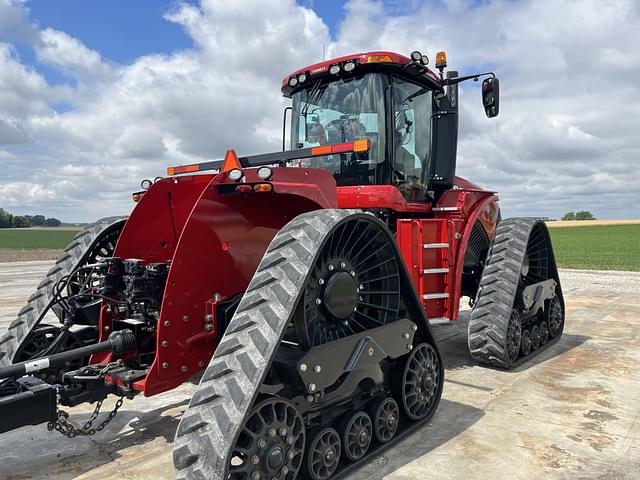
281;51;443;97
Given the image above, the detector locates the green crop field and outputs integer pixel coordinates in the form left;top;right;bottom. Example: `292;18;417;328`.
548;224;640;271
0;229;79;250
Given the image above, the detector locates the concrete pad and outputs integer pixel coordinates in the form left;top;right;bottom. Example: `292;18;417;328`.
0;262;639;479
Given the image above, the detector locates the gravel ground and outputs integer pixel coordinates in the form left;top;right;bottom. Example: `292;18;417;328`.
0;249;63;262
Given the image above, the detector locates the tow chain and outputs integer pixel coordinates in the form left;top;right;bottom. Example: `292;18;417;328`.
47;362;126;438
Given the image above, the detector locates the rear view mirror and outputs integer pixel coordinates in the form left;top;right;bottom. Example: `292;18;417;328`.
482;77;499;118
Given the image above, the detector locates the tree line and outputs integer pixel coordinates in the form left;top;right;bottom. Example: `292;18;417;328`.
561;211;596;221
0;208;62;228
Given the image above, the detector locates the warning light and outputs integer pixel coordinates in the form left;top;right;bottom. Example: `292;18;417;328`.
253;183;273;193
435;51;447;69
353;138;370;153
367;55;393;63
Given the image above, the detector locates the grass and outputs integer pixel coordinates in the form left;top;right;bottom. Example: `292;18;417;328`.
0;224;638;272
0;228;79;250
549;224;640;272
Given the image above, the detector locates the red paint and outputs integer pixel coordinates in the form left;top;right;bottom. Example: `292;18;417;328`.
337;185;431;213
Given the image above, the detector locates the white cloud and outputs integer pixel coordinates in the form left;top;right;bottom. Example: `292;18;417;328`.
0;0;639;221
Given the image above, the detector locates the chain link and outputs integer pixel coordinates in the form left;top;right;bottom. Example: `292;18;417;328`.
47;361;126;438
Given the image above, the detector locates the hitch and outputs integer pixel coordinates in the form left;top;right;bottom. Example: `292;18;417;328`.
0;329;136;381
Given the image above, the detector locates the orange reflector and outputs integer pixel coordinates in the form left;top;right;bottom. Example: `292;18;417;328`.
310;145;332;155
353;138;370;153
167;164;199;176
253;183;273;193
435;51;447;68
235;185;252;193
222;149;242;173
367;55;393;63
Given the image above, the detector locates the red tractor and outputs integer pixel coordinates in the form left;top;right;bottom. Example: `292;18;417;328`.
0;50;564;480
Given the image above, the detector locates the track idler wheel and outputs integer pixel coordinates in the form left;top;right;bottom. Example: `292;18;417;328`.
370;397;399;444
530;325;541;351
547;295;564;338
505;310;522;364
521;329;532;356
340;411;372;462
539;321;550;345
401;343;440;421
304;427;341;480
230;398;305;480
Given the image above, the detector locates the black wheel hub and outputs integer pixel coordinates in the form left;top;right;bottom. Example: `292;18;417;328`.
401;343;441;421
323;270;358;319
341;411;373;461
230;398;305;480
305;427;341;480
547;295;564;338
521;329;532;356
372;397;399;444
296;217;400;349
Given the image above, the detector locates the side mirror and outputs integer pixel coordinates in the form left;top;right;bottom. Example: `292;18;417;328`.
482;77;499;118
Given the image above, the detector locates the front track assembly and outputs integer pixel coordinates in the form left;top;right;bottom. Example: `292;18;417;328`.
468;218;565;369
0;217;126;371
173;210;444;480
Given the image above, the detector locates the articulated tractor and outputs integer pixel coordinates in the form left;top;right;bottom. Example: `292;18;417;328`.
0;50;564;480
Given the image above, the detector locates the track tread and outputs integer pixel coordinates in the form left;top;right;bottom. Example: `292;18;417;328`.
468;218;558;369
173;209;356;480
0;216;126;367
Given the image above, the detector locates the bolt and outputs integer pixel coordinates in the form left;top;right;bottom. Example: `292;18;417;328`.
407;344;413;351
411;324;418;331
315;298;322;305
340;262;346;268
252;472;261;480
205;313;213;322
318;278;325;285
162;362;169;369
280;427;287;436
287;450;295;459
307;395;315;403
251;455;260;465
161;340;169;348
268;428;276;437
164;320;171;327
403;333;410;340
258;439;267;448
328;264;334;271
198;360;205;368
314;365;322;373
343;320;349;326
350;270;356;277
104;325;110;332
287;435;295;445
299;363;308;372
359;284;364;290
308;383;317;392
368;347;374;357
282;467;289;475
183;315;190;322
205;324;214;332
181;365;188;373
213;293;222;301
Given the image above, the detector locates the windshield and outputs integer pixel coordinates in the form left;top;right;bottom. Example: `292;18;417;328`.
291;74;387;186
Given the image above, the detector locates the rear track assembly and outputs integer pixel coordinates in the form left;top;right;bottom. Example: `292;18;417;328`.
467;218;565;369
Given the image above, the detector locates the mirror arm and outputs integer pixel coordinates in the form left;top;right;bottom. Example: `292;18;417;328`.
442;71;495;86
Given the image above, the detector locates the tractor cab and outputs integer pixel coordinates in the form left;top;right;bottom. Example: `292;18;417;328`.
283;51;499;203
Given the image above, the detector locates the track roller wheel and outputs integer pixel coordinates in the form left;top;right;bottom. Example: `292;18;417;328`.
230;398;305;480
340;411;372;462
547;294;564;338
370;397;399;444
304;427;341;480
505;310;522;364
539;321;550;345
531;325;541;351
521;329;532;356
401;343;440;421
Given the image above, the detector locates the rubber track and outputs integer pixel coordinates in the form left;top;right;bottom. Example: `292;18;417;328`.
0;216;126;367
173;209;359;480
467;218;558;369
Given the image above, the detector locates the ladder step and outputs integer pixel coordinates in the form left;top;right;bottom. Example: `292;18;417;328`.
423;268;449;274
422;293;449;300
429;317;450;325
423;243;449;249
